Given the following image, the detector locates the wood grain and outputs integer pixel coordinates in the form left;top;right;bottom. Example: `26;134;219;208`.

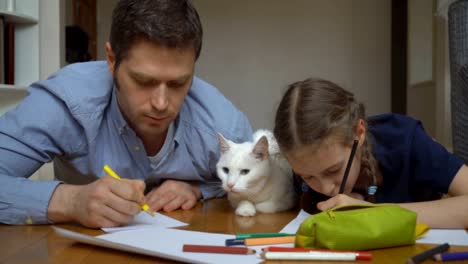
1;198;467;264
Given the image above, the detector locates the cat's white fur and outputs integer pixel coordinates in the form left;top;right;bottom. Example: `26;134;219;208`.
216;129;296;216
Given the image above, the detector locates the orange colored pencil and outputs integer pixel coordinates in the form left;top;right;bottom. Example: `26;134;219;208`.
244;236;296;246
182;244;256;255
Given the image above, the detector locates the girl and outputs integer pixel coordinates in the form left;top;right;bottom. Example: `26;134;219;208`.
273;78;468;228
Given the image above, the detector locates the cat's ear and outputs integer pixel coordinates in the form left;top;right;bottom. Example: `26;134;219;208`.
252;136;269;160
217;133;230;154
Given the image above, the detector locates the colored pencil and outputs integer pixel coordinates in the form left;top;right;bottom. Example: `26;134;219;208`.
244;236;296;246
262;246;372;260
433;251;468;261
103;165;154;217
260;251;362;261
339;139;359;194
406;243;450;264
225;238;245;246
182;244;256;255
236;232;295;239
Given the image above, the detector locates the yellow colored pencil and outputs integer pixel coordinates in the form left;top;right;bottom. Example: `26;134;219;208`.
103;165;154;217
244;236;296;246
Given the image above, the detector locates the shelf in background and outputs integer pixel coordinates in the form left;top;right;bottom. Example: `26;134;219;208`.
0;10;38;24
0;84;28;92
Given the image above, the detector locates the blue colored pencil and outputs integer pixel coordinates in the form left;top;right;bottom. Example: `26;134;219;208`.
433;251;468;261
225;238;245;246
406;243;450;264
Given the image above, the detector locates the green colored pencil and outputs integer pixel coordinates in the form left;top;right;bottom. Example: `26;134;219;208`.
235;233;295;239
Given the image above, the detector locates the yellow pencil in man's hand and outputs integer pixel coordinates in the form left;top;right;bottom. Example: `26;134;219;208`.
103;164;154;217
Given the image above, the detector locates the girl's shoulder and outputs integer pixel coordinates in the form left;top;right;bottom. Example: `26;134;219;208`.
367;113;420;134
367;113;423;166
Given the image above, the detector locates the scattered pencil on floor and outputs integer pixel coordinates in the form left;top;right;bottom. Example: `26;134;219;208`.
182;244;256;255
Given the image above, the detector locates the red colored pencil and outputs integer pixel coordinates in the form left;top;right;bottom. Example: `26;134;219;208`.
262;246;372;260
182;244;256;255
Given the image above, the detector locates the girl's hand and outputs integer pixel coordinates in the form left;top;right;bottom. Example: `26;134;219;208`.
317;193;371;211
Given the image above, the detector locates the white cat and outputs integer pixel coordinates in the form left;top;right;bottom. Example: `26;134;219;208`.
216;129;296;217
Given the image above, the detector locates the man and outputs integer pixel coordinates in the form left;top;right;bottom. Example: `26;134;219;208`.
0;0;252;227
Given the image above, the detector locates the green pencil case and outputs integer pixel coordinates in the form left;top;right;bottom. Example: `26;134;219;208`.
295;204;429;251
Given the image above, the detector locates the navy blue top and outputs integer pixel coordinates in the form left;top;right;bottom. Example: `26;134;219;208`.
299;113;465;205
369;113;464;203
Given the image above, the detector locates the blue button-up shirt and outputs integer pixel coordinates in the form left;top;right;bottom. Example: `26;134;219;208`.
0;61;253;224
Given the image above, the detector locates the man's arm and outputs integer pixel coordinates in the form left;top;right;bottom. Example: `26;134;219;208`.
0;86;73;224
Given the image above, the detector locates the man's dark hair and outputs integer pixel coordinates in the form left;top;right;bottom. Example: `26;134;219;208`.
110;0;203;69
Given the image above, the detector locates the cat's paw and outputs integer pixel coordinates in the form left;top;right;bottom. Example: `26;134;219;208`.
235;201;256;217
255;201;278;213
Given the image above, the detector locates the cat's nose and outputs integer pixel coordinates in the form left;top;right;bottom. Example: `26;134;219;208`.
227;182;235;189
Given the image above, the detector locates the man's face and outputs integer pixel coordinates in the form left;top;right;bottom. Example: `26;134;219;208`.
106;40;195;141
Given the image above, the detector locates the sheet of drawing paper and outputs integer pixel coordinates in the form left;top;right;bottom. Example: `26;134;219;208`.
102;212;188;233
98;227;265;263
279;209;310;234
416;229;468;246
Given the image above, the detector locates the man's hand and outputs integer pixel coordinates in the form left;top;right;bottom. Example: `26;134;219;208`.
145;180;201;212
48;176;146;228
316;193;371;211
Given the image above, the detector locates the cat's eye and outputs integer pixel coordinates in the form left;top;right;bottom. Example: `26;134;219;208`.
222;167;229;174
240;169;250;175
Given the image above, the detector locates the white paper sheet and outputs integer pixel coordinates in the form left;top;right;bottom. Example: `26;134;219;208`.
55;226;293;264
416;229;468;246
280;209;310;233
280;210;468;246
102;212;188;233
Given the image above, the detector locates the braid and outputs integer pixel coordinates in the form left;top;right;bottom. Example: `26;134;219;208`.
359;136;377;197
351;102;378;201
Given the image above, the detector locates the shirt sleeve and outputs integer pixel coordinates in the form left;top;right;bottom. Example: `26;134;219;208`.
0;84;83;224
199;182;225;200
410;123;465;193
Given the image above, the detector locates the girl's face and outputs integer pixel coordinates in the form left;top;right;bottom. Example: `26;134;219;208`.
286;139;362;197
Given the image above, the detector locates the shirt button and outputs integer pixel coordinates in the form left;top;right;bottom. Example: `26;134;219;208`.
134;146;140;151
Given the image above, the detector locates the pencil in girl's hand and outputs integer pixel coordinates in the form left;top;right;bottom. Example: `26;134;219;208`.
339;139;359;194
103;164;154;217
182;244;256;255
